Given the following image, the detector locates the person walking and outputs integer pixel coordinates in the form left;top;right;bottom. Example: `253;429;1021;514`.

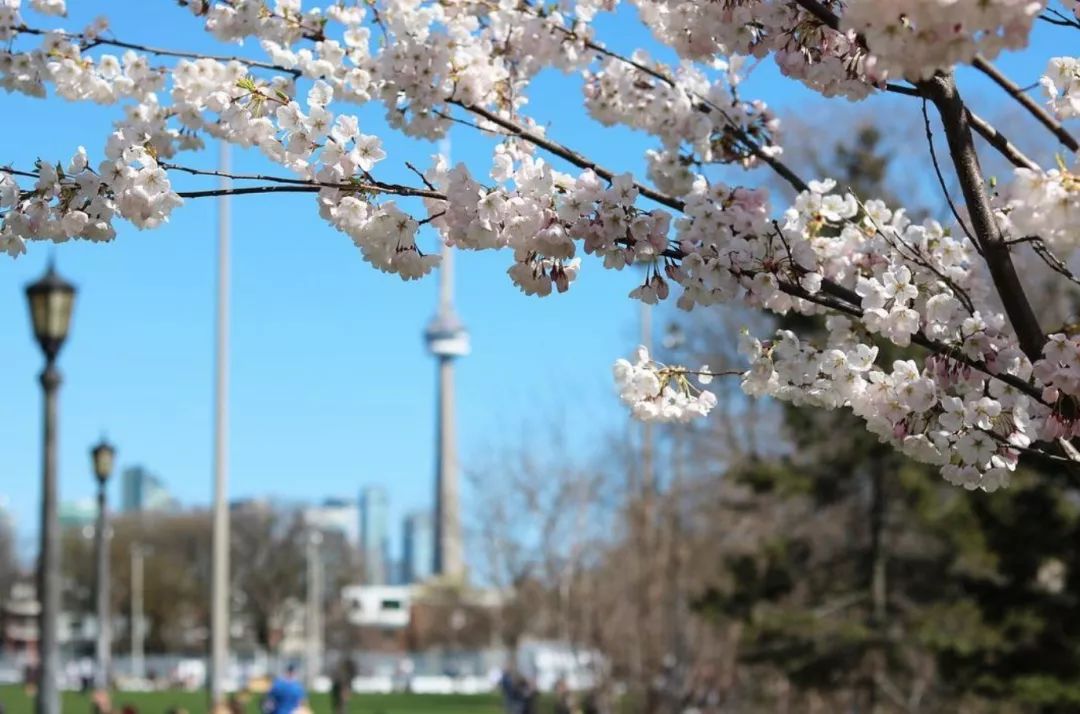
262;664;307;714
553;679;573;714
330;657;356;714
520;678;538;714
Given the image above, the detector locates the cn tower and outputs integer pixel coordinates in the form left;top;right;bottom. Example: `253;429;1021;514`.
425;208;469;578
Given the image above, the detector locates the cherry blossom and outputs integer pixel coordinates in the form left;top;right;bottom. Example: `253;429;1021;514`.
1041;56;1080;119
613;346;718;423
2;0;1080;489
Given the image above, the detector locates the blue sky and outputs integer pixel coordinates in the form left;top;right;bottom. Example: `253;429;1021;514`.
1;0;1074;564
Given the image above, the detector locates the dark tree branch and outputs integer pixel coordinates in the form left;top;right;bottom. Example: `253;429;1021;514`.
790;0;841;30
1039;8;1080;29
452;100;687;210
162;163;445;200
965;109;1040;171
973;55;1079;152
918;72;1045;361
178;185;320;198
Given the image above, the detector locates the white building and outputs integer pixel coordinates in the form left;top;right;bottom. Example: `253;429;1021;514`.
341;585;412;629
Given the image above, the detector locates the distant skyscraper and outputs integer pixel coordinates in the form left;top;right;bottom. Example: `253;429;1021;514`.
359;487;389;585
58;499;97;529
121;467;174;513
303;498;361;548
402;511;434;584
425;220;469;578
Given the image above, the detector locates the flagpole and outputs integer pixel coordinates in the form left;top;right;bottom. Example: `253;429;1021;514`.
209;139;231;710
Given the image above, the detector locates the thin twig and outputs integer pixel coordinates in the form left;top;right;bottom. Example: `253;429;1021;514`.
920;98;978;246
161;162;445;200
432;109;517;138
178;185;320;198
1040;8;1080;29
13;25;302;77
417;210;446;226
1;166;40;180
1031;239;1080;288
404;161;436;191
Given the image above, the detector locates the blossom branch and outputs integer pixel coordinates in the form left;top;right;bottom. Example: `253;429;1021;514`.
159;163;445;200
886;85;1037;171
972;55;1079;152
964;109;1039;171
536;11;811;193
451;100;687;211
776;276;1045;403
12;24;302;77
1039;8;1080;29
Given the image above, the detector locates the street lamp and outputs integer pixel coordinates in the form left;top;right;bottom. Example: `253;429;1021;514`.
305;530;323;690
662;322;686;352
25;260;76;714
91;437;116;690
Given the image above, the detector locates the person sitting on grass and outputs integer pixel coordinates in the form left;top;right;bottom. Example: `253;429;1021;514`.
263;663;307;714
90;689;112;714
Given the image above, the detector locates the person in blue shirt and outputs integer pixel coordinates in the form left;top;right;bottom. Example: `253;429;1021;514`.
263;664;307;714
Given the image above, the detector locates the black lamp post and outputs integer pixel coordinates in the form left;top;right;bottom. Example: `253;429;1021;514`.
91;438;115;690
25;260;76;714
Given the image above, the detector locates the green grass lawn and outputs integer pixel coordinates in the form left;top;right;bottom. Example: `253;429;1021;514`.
0;686;506;714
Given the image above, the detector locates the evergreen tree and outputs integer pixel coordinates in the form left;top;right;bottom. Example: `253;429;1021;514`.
690;125;1080;713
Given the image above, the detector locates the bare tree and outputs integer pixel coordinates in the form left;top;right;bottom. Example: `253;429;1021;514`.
230;502;308;655
468;422;610;654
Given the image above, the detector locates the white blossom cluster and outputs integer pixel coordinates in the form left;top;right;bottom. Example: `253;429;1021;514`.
1041;56;1080;119
1001;158;1080;256
180;0;328;45
632;0;1047;95
0;0;597;274
841;0;1045;81
1033;333;1080;439
647;179;1058;491
583;53;781;189
1;24;164;101
29;0;64;17
738;326;1024;492
429;152;641;296
1;141;182;256
630;0;884;99
613;345;718;422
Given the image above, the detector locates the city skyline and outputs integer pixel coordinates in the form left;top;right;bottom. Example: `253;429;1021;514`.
38;482;438;585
